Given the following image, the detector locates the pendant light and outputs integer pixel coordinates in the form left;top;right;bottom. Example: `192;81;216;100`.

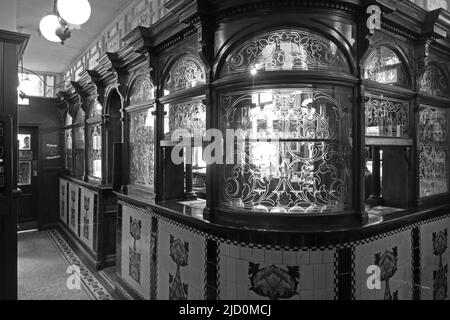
57;0;92;25
39;14;61;42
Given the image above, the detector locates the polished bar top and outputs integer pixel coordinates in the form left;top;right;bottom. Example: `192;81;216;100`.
116;191;450;247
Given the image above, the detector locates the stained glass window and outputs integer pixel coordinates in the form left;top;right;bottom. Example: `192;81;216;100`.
129;109;155;188
419;105;448;198
365;96;409;137
220;87;353;214
88;124;102;179
164;56;206;95
221;29;350;76
363;47;408;87
418;64;449;98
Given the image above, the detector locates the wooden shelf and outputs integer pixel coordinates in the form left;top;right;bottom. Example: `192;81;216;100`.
365;136;413;146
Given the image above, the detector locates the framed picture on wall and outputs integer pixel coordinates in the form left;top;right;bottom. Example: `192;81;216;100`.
18;134;31;150
18;161;31;186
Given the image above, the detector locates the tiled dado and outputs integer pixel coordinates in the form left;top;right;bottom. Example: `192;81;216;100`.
79;186;96;251
120;205;152;299
354;229;412;300
419;216;450;300
218;243;335;300
157;219;206;300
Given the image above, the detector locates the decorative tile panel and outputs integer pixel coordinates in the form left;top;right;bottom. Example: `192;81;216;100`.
420;217;450;300
59;179;68;225
120;206;152;299
157;219;206;300
79;187;95;251
354;229;412;300
68;182;80;236
218;243;335;300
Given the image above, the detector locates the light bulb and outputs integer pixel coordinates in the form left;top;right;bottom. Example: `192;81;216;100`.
39;14;61;42
57;0;91;25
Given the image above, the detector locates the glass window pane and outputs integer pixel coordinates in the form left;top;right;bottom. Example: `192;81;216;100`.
363;47;408;87
88;124;102;179
365;95;409;137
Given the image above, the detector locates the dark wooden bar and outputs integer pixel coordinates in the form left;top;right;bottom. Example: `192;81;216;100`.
56;0;450;300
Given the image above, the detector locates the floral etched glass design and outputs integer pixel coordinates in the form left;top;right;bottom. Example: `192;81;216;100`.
65;129;72;172
164;56;206;95
166;101;206;137
74;126;85;180
129;109;155;189
220;87;353;214
365;95;409;137
222;29;350;75
418;64;449;98
419;105;448;198
129;77;154;105
88;124;102;179
363;47;408;87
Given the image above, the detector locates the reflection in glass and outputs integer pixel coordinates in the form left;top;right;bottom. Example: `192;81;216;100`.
418;64;449;98
363;47;408;87
221;88;353;214
419;105;448;198
129;109;154;188
365;96;409;137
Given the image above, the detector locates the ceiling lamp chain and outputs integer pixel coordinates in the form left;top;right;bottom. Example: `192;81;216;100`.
39;0;91;45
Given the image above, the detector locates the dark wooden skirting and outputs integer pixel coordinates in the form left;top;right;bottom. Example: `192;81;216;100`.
411;227;421;300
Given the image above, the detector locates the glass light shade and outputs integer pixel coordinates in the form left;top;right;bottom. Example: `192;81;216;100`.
57;0;91;25
39;14;61;42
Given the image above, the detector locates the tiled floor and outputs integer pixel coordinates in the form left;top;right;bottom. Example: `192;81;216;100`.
18;230;92;300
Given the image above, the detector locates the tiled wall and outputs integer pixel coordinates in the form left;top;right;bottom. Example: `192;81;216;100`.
354;229;412;300
120;205;152;299
79;186;95;251
59;178;68;225
117;202;450;300
218;243;335;300
68;182;79;236
420;218;450;300
64;0;170;86
157;219;206;300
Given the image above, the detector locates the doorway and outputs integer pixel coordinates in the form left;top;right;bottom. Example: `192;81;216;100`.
17;126;39;231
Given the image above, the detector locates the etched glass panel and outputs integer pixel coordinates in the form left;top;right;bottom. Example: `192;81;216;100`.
165;101;206;137
164;56;205;95
222;29;350;75
220;87;353;214
74;126;85;179
65;129;72;172
88;124;102;179
89;99;103;118
363;47;408;87
129;109;155;188
129;77;154;105
65;113;72;126
365;96;409;137
418;64;449;98
419;105;448;198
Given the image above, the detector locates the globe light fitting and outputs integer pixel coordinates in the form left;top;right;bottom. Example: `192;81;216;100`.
57;0;92;25
39;14;61;43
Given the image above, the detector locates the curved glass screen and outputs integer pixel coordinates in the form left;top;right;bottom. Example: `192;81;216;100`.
220;87;353;214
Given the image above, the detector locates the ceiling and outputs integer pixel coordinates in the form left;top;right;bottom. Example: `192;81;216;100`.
18;0;131;74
